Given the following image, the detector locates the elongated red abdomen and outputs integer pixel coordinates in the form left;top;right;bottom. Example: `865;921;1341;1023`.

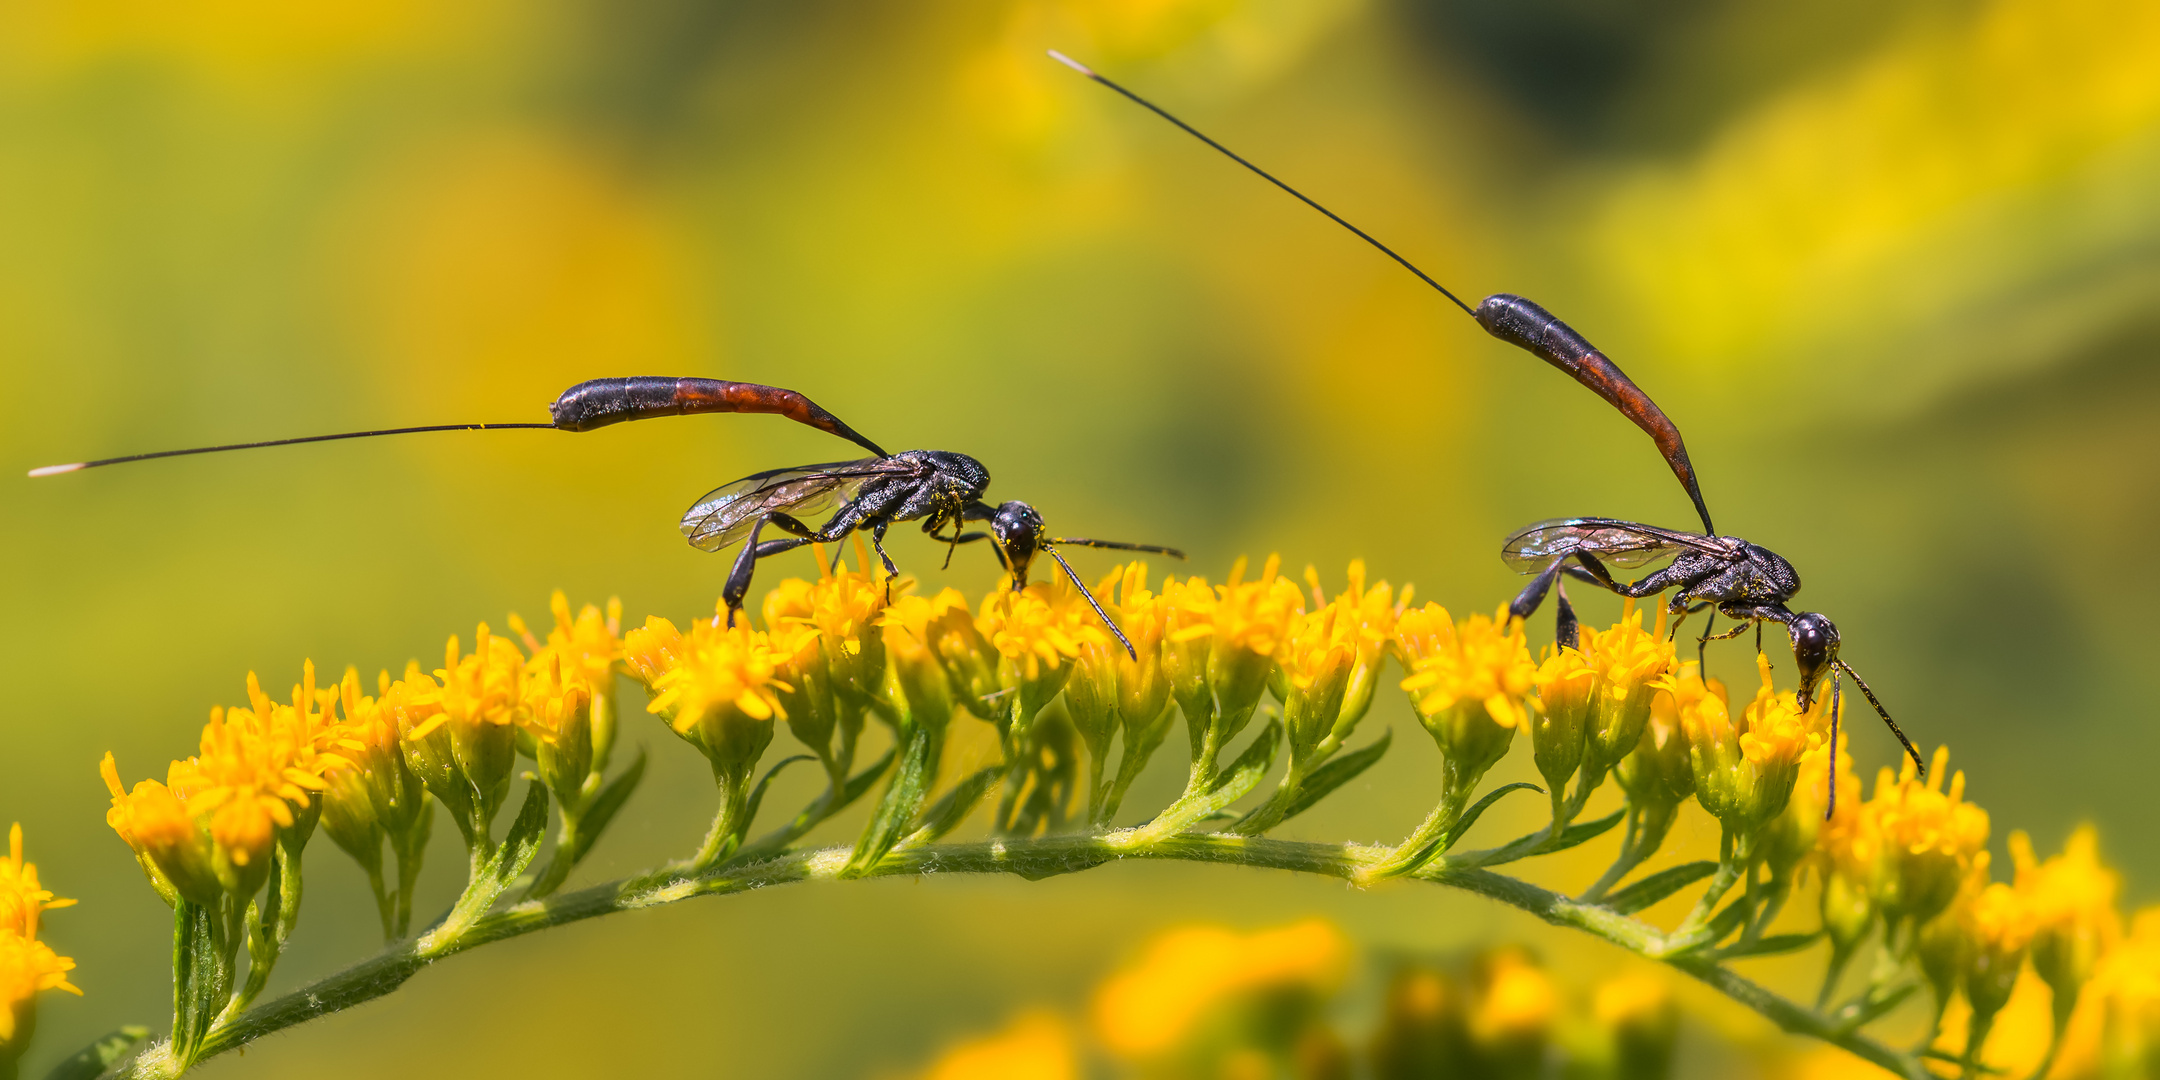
548;377;888;457
1474;295;1713;536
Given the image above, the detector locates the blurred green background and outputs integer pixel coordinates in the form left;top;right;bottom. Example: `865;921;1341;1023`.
3;0;2157;1075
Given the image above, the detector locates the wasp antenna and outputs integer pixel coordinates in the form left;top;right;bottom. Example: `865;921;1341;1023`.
1045;49;1094;77
1834;657;1923;777
1047;50;1477;318
1047;546;1138;660
1824;675;1842;822
1050;537;1187;560
30;422;560;477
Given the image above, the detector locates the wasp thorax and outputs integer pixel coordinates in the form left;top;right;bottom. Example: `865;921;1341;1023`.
915;450;990;498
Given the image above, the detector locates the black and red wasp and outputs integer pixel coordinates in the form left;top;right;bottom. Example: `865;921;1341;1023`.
1051;51;1924;796
30;375;1182;656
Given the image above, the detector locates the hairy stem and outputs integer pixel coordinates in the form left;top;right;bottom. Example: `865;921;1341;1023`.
117;832;1921;1080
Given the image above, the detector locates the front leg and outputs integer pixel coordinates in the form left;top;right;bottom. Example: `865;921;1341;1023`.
869;519;900;600
940;530;999;571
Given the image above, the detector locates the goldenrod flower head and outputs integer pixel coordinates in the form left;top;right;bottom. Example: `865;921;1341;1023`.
100;754;217;906
763;549;894;700
1963;880;2036;1026
1764;726;1858;885
1399;605;1535;781
522;650;597;804
0;931;79;1046
1673;655;1821;834
1399;605;1535;726
1066;564;1174;760
1092;919;1346;1059
920;1010;1077;1080
176;667;348;898
1468;948;1556;1069
1199;555;1304;720
509;591;621;695
1275;562;1399;754
518;651;593;751
644;619;813;771
1616;687;1694;811
1593;971;1676;1042
394;627;527;824
2011;825;2121;1004
976;578;1109;718
316;669;423;868
1157;572;1221;713
1866;746;1990;930
1372;965;1467;1077
622;615;688;688
882;587;993;721
410;626;525;742
0;826;72;945
1530;644;1596;796
2085;908;2160;1074
1577;599;1676;766
880;588;974;731
1589;971;1679;1080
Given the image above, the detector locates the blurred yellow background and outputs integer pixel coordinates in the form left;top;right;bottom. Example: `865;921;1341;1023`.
3;0;2157;1075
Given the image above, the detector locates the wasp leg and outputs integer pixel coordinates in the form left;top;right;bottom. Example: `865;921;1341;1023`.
1510;557;1569;620
1555;582;1580;650
765;512;817;539
722;518;772;626
1665;600;1711;645
940;530;999;571
1696;613;1758;667
869;520;901;601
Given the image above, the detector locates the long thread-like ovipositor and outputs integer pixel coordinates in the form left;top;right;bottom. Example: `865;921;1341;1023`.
1050;50;1715;536
29;376;886;476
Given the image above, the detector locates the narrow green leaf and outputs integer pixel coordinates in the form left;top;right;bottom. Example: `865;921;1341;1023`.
1717;931;1822;960
846;721;943;876
1233;730;1393;834
1468;806;1623;868
1833;981;1923;1034
169;899;227;1066
527;749;649;899
1198;719;1282;814
1671;895;1756;955
39;1025;149;1080
836;747;900;813
742;755;815;831
914;765;1003;844
731;747;900;865
1279;729;1390;823
1441;782;1546;855
1603;861;1720;915
489;781;552;891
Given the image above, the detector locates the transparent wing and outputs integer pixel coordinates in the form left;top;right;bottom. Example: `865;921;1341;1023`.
678;458;902;552
1499;517;1720;573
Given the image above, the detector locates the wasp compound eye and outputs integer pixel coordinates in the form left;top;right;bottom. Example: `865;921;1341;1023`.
1788;612;1840;708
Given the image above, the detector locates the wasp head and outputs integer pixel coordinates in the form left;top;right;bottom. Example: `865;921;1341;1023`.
988;500;1045;590
1787;612;1840;711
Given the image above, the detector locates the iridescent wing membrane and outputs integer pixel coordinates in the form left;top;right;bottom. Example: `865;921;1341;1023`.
1500;517;1724;573
679;458;913;552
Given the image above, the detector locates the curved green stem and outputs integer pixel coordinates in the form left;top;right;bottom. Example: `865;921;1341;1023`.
110;832;1923;1080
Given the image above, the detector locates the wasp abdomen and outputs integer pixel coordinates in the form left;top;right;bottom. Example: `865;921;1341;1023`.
548;377;889;457
1474;294;1598;367
1474;294;1715;536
